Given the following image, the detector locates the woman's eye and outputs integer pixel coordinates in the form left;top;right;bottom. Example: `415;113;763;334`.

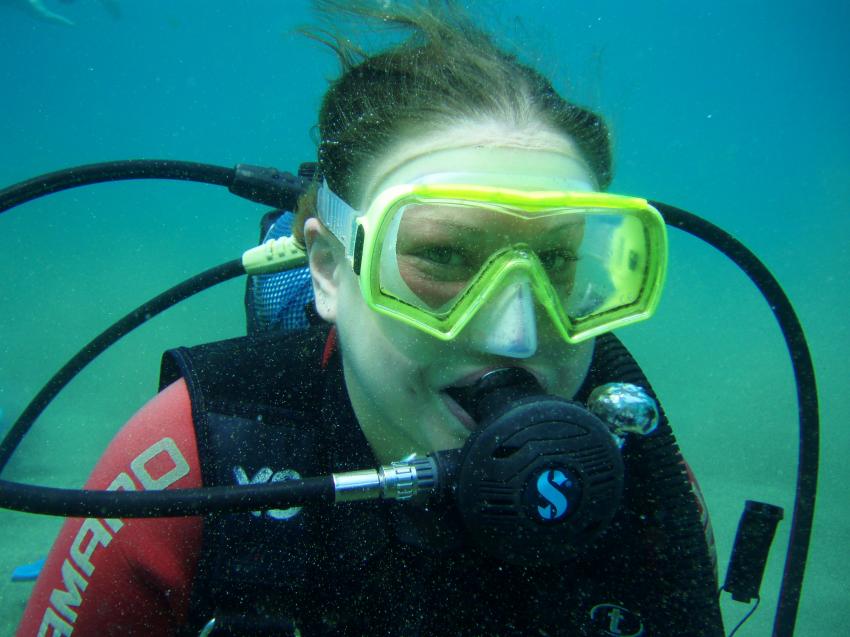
538;249;579;272
417;245;468;267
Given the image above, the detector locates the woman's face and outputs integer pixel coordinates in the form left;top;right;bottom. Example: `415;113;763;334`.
306;122;598;463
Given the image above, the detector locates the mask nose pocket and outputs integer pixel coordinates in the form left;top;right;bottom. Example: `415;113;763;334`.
467;277;538;358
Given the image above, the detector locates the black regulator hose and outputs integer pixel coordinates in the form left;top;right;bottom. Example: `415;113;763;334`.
652;202;818;637
0;474;336;517
0;160;309;473
0;159;305;214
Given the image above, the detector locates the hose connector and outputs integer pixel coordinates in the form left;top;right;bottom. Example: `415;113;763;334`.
333;454;438;503
229;164;305;209
241;235;307;275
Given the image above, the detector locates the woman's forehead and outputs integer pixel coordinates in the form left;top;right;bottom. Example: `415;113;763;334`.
358;121;597;209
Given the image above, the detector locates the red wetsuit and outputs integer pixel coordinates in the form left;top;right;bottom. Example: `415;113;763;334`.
16;379;202;637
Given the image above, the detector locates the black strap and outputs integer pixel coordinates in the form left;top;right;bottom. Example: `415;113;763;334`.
581;334;724;635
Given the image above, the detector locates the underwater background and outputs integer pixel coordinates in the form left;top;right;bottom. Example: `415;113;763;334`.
0;1;847;634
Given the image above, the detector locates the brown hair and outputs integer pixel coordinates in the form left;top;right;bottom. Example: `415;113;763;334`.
293;0;612;244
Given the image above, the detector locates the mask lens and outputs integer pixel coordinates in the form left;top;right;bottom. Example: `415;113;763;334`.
374;198;657;339
567;214;649;324
383;203;500;311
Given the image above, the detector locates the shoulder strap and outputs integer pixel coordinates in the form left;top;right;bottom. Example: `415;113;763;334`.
576;334;724;636
160;327;332;489
164;327;389;636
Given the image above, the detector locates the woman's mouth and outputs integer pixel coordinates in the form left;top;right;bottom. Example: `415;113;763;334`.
438;367;531;432
439;389;478;432
439;368;509;432
439;366;546;432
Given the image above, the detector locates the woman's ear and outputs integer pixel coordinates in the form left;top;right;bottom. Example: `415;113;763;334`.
304;217;344;322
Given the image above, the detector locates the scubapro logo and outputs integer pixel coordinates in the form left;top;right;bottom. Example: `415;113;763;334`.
233;466;302;520
589;603;645;636
536;468;571;520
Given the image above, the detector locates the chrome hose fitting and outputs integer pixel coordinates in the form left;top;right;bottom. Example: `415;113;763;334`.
587;382;660;447
333;454;438;503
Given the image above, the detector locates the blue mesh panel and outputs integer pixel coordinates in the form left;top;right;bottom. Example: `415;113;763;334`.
250;213;314;332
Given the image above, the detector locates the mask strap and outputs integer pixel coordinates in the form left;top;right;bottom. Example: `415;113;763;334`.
316;180;360;260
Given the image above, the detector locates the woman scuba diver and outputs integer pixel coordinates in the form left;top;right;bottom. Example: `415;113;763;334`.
17;1;725;635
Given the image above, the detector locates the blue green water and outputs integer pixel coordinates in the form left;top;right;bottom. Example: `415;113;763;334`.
1;1;847;634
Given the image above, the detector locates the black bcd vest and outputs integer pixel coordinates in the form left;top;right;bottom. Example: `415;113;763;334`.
160;327;724;637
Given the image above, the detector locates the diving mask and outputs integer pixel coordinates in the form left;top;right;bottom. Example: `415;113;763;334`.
317;179;668;344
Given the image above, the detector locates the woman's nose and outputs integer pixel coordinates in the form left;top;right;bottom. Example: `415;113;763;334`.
465;278;538;359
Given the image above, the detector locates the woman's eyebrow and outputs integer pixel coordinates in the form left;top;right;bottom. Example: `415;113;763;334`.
402;216;490;235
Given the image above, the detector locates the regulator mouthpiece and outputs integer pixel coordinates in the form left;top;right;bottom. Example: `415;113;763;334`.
444;367;541;424
445;368;625;566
